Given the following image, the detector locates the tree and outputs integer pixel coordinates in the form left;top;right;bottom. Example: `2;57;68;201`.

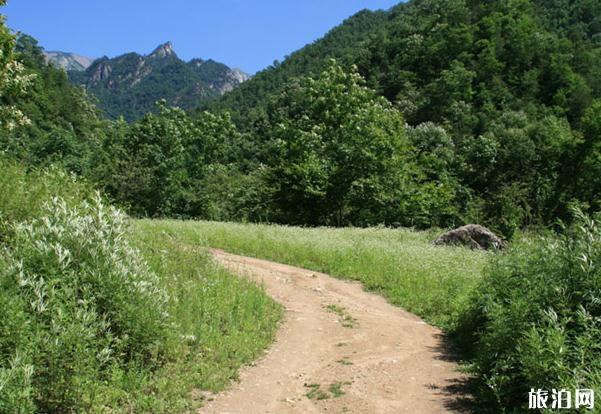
574;100;601;212
264;61;457;227
93;102;238;217
0;2;35;131
0;32;104;174
461;111;578;236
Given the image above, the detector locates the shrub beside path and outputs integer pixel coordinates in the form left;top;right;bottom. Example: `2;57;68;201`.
200;249;470;414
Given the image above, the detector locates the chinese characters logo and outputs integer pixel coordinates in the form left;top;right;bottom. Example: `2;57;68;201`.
529;388;595;410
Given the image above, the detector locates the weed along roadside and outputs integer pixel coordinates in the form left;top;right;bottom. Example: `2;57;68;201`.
143;220;488;332
0;161;281;413
5;175;600;413
133;220;488;412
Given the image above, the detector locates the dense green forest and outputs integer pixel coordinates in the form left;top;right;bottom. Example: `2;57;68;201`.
205;0;601;236
3;0;600;238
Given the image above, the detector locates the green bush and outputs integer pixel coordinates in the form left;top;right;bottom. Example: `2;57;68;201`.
457;211;601;411
0;186;172;412
0;159;282;412
0;157;92;233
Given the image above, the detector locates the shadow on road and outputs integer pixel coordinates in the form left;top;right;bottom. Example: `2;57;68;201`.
426;333;485;414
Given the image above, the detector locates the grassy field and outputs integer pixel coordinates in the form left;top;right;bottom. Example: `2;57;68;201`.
128;220;282;412
138;220;488;331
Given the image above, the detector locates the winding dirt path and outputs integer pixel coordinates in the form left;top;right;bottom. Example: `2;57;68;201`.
200;249;471;414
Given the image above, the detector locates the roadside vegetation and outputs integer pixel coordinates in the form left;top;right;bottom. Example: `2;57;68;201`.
0;158;281;413
457;211;601;411
2;0;601;412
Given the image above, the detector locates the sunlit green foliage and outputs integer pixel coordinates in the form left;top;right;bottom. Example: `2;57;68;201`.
1;33;105;174
457;211;601;411
4;0;601;235
0;158;171;412
0;5;35;131
262;61;458;226
1;1;601;412
90;103;238;217
0;158;281;414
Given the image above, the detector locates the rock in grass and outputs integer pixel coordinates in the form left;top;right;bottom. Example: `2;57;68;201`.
433;224;506;250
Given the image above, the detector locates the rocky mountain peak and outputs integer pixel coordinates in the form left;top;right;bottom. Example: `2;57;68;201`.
230;68;251;83
88;58;112;83
149;42;175;58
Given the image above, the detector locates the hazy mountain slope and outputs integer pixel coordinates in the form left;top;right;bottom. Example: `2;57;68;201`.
44;50;94;71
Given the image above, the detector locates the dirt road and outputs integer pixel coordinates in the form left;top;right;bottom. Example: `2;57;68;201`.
200;249;471;414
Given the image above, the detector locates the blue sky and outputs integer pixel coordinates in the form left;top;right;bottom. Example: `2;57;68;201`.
3;1;400;74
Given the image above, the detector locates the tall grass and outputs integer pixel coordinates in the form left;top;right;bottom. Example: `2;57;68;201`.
141;220;488;331
456;211;601;411
128;221;282;411
0;158;281;413
146;218;601;413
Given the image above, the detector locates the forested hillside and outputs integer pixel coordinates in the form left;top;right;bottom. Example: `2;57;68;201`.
2;0;601;236
213;0;601;129
206;0;601;236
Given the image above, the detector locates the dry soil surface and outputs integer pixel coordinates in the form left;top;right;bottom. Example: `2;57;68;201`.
200;249;471;414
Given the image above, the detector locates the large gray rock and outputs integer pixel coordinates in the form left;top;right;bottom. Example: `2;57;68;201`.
433;224;506;250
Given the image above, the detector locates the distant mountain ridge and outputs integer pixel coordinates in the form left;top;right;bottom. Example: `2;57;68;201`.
63;42;249;121
44;51;94;71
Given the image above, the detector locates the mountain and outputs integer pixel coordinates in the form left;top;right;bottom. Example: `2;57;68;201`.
209;0;601;131
205;9;388;127
44;51;94;71
70;42;250;121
